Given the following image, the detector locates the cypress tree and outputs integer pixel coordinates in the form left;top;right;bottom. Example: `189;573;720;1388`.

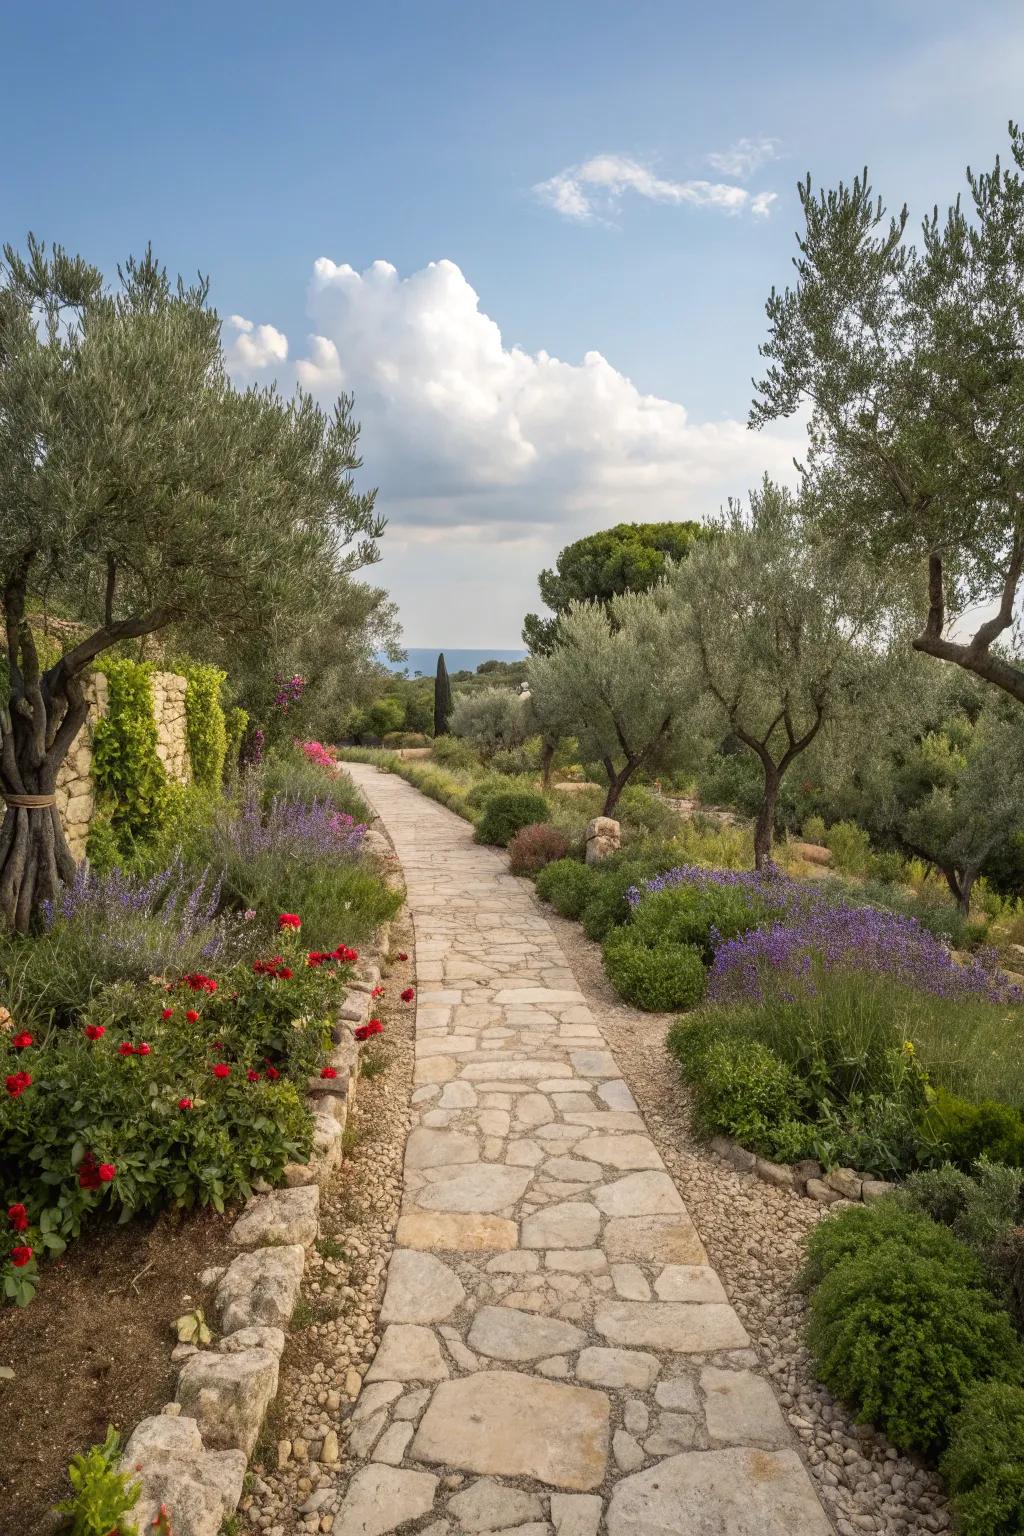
434;652;453;736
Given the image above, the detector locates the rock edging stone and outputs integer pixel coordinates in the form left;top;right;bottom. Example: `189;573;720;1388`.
707;1136;895;1206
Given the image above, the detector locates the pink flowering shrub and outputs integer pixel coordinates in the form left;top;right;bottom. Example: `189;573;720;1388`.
508;822;570;877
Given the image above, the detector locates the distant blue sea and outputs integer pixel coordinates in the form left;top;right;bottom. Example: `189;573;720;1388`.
379;647;527;677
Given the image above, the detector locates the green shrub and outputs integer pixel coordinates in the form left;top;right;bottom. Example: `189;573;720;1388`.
91;659;169;856
616;784;680;840
899;1161;1024;1252
224;705;249;784
868;849;907;885
801;1198;986;1290
508;823;570;877
943;1382;1024;1536
184;664;228;791
430;734;479;770
601;928;705;1011
258;748;371;822
535;858;595;918
668;1021;809;1155
826;819;872;875
806;1235;1023;1454
55;1426;140;1536
921;1089;1024;1169
475;790;550;847
802;814;827;844
628;883;772;962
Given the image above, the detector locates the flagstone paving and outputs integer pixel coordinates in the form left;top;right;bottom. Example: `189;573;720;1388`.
338;764;835;1536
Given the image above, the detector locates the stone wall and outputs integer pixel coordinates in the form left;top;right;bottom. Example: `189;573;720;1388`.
55;668;191;862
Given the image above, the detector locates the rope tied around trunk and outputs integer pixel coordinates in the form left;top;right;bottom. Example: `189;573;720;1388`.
2;793;58;808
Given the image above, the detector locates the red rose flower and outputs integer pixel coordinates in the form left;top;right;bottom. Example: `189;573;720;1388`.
7;1204;28;1233
265;1065;280;1081
98;1163;116;1183
10;1246;32;1268
331;944;358;963
161;1008;174;1020
85;1024;106;1041
118;1042;135;1056
320;1066;338;1079
212;1063;231;1079
186;1009;200;1023
397;952;408;961
367;1019;384;1036
353;1025;370;1042
247;1069;261;1082
400;988;415;1003
5;1071;31;1098
277;966;293;980
183;973;218;993
11;1032;33;1049
137;1042;152;1056
278;913;301;931
177;1097;193;1111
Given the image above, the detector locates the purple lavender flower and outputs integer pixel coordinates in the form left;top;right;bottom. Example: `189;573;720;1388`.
221;790;366;862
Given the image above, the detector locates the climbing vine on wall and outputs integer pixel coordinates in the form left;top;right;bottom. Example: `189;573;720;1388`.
184;665;228;792
90;659;169;855
224;704;250;785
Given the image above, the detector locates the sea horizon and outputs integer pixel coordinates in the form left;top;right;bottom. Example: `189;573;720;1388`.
377;646;527;676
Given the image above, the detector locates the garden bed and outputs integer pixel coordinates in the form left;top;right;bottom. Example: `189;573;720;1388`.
0;1205;237;1530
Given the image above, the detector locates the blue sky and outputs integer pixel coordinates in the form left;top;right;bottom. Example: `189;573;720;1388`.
5;1;1024;645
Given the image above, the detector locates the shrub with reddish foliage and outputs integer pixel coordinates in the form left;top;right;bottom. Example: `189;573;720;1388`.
508;822;570;877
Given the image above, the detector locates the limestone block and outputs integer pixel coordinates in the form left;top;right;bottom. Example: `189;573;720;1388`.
121;1414;246;1536
176;1346;279;1455
585;817;621;865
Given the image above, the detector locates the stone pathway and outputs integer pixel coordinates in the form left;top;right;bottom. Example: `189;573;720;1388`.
338;764;835;1536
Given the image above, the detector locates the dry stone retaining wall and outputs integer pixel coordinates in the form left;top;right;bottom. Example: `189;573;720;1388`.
54;668;190;860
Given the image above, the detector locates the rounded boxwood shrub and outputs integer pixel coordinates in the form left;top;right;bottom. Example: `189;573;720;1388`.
629;884;772;962
475;791;550;847
535;858;595;918
805;1239;1022;1454
601;928;705;1012
921;1088;1024;1169
801;1198;986;1291
943;1381;1024;1535
668;1026;809;1154
508;823;570;877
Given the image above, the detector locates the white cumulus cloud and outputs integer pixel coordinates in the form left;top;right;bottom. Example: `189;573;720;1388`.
294;256;798;539
224;313;289;372
707;136;781;179
533;152;776;222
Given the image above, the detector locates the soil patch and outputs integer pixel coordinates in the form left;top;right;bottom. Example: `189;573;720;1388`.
0;1202;236;1531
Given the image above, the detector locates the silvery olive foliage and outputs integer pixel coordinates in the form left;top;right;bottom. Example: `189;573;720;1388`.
527;587;693;815
449;686;529;760
671;480;903;867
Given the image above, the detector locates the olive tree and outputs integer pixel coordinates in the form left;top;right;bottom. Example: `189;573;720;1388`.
449;686;528;760
527;588;692;815
671;482;899;868
752;124;1024;706
0;237;384;929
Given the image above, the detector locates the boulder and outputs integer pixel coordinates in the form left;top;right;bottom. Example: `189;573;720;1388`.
176;1347;279;1456
585;817;621;865
215;1244;305;1332
229;1186;319;1249
122;1414;246;1536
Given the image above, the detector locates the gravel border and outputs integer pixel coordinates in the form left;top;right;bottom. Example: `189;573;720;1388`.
541;898;951;1536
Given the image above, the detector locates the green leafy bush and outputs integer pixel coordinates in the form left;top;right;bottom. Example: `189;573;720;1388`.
430;734;479;770
826;819;873;875
805;1226;1021;1454
943;1382;1024;1536
224;704;249;784
91;659;169;856
508;823;570;877
668;1021;810;1155
475;790;551;847
868;849;907;885
616;784;680;840
801;1198;986;1290
601;928;705;1011
55;1426;140;1536
184;663;228;791
259;747;371;822
921;1089;1024;1169
628;883;772;962
802;814;827;844
535;858;596;918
